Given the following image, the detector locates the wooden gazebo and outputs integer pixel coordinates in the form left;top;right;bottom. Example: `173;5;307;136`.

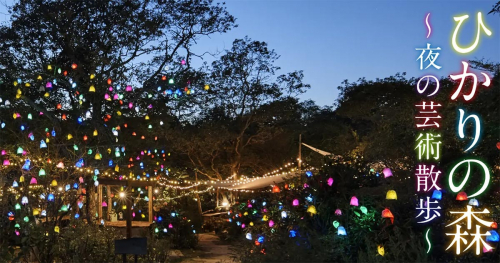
97;178;156;237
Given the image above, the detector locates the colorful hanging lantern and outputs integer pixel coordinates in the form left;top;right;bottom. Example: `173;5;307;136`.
56;162;64;168
350;196;359;206
456;191;468;201
381;208;394;224
335;209;342;216
30;177;37;184
268;220;274;227
272;185;280;193
51;180;58;187
382;168;393;178
292;199;299;206
337;226;347;236
332;221;340;228
307;205;317;215
89;85;96;92
48;194;55;202
2;159;10;166
360;206;368;215
431;190;442;200
377;245;385;256
468;198;479;206
327;177;334;186
386;190;397;200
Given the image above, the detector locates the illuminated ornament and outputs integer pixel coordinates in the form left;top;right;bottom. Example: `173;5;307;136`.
73;145;78;151
12;181;18;187
327;177;334;186
307;205;317;215
335;209;342;216
17;147;23;154
21;196;28;205
468;198;479;206
262;215;268;221
107;78;112;85
272;185;280;193
19;176;24;182
377;245;385;256
145;115;150;120
51;130;56;137
51;180;58;187
382;168;393;178
126;85;132;92
54;226;59;233
22;159;31;170
78;201;83;209
67;134;73;140
71;63;77;69
250;222;254;226
381;208;394;224
386;190;397;200
56;162;64;168
65;184;70;191
1;150;5;155
75;158;84;168
492;222;498;229
93;129;98;136
332;221;340;228
337;226;347;236
27;113;32;120
41;210;47;216
30;177;37;184
431;190;442;200
350;196;359;206
33;209;40;216
246;233;252;240
204;84;209;90
281;211;287;218
168;223;173;229
28;133;34;142
89;85;96;92
60;205;68;212
75;214;80;219
486;230;500;242
168;79;174;84
268;220;274;227
497;142;500;150
46;82;52;88
23;216;29;222
360;206;368;215
456;191;468;201
44;92;50;97
104;94;110;100
40;140;47;148
47;193;55;202
305;171;313;177
38;168;46;176
73;183;78;189
15;203;21;210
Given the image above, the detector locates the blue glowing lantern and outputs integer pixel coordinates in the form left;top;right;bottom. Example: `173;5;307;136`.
305;171;313;177
431;190;442;200
468;198;479;207
171;212;176;217
40;140;47;148
158;216;163;222
13;181;18;187
246;233;252;240
289;230;297;238
73;183;78;189
486;230;500;242
75;158;84;168
109;160;113;167
65;184;70;191
75;213;80;219
258;236;265;243
338;226;347;236
47;194;55;202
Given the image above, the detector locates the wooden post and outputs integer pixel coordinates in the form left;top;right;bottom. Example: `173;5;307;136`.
107;186;112;221
195;171;202;215
126;197;132;239
148;187;153;223
98;185;103;220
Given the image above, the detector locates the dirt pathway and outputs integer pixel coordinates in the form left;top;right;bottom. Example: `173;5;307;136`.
179;233;238;263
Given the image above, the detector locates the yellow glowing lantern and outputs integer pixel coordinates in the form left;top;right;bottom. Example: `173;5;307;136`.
13;113;17;119
47;65;52;70
95;153;102;160
307;205;317;215
44;92;50;98
93;129;98;136
204;84;210;90
19;175;25;183
33;209;40;216
90;74;95;80
262;215;269;221
377;245;385;256
37;75;43;80
51;180;58;187
386;190;397;200
250;222;254;226
117;111;122;116
115;165;119;172
145;115;150;120
54;226;59;233
122;205;127;210
67;134;73;140
89;85;96;92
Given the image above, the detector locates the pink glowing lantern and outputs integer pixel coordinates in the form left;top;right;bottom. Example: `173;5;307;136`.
168;223;173;229
335;209;342;216
30;177;37;184
102;201;108;207
292;199;299;206
1;150;6;155
269;220;274;227
126;85;133;92
3;160;10;166
181;59;186;65
350;196;359;206
241;223;246;229
327;178;334;186
104;94;110;100
128;102;133;108
247;203;252;208
484;245;494;253
113;94;119;100
382;168;393;178
79;177;84;183
303;183;309;188
132;212;136;218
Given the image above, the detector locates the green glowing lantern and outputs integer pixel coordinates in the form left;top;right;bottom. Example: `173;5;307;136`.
360;206;368;215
